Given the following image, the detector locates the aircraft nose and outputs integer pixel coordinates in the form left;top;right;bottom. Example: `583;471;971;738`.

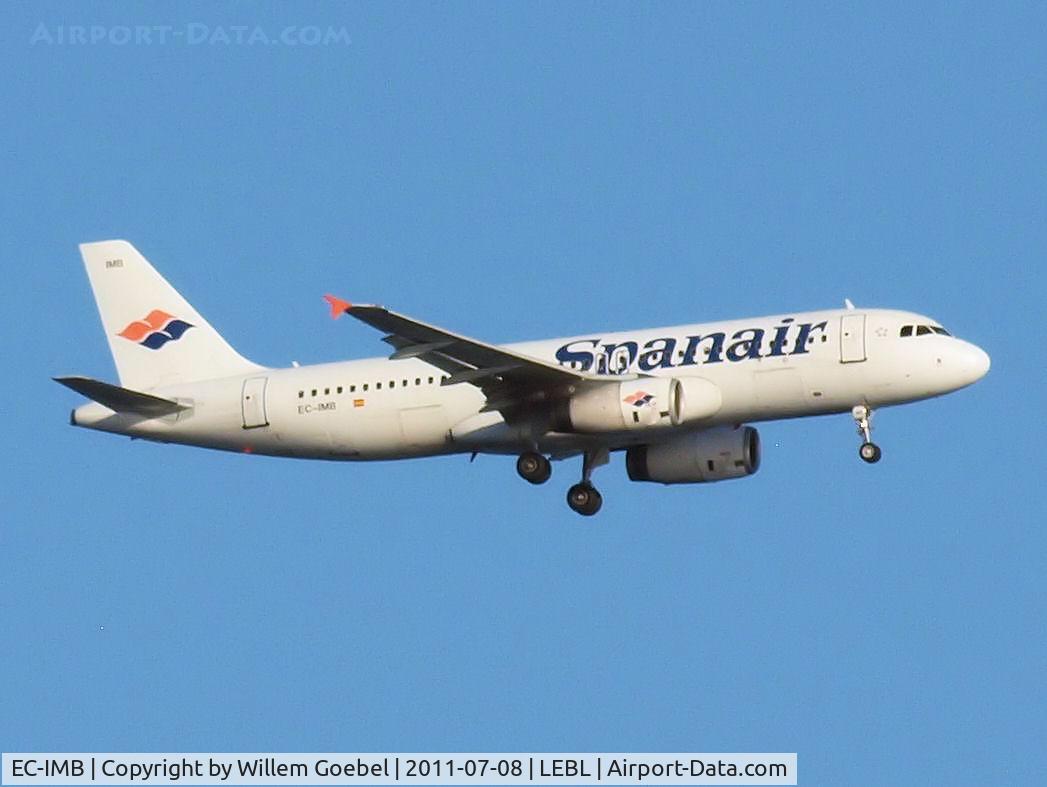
949;340;990;388
969;343;991;380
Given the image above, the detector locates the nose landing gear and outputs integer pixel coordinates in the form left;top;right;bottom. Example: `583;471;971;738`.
859;441;882;463
852;404;882;463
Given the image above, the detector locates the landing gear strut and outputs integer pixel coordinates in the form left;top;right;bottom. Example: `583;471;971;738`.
566;448;608;516
516;451;552;484
852;404;882;464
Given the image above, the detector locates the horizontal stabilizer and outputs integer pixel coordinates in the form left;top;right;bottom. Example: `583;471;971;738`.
53;376;189;417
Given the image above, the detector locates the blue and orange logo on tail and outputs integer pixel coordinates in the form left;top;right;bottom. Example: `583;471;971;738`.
117;310;194;350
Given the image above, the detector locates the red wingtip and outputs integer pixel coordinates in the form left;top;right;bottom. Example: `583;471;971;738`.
323;294;352;319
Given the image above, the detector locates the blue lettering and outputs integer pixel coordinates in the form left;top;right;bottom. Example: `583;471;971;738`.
791;321;827;355
726;328;764;361
599;341;638;374
637;337;676;371
556;339;599;370
767;318;794;357
681;333;726;365
558;320;825;371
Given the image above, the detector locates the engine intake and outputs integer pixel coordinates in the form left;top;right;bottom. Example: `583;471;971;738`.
626;425;761;484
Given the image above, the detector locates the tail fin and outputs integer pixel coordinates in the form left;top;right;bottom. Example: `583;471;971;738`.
79;240;263;389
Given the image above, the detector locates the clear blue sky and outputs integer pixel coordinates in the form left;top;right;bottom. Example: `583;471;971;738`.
2;2;1044;784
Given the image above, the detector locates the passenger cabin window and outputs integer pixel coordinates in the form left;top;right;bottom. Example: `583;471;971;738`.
900;326;913;337
363;384;369;391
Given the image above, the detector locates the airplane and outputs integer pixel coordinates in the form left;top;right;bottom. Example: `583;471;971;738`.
56;240;991;515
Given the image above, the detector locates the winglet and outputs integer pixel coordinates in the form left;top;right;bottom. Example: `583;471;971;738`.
323;294;352;319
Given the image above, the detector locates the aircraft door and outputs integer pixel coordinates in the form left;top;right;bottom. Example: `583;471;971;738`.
241;376;269;428
839;314;867;363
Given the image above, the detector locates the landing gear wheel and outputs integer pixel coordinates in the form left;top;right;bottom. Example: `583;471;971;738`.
516;452;552;484
567;483;603;516
859;442;882;464
852;405;882;464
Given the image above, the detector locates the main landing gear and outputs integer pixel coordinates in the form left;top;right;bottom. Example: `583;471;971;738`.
852;404;882;464
566;448;608;516
515;448;608;515
567;483;602;516
516;451;552;485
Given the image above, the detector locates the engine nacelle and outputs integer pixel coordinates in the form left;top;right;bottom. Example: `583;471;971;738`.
672;376;723;425
556;377;722;434
626;425;761;484
562;378;674;432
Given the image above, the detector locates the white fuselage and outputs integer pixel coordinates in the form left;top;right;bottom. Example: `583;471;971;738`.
71;307;990;460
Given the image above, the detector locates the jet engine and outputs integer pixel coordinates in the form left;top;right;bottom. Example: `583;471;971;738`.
555;377;721;433
626;425;760;484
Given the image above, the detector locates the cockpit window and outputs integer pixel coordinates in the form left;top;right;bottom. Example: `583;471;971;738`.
901;324;950;338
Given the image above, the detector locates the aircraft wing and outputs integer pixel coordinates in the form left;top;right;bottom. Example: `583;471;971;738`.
323;295;633;411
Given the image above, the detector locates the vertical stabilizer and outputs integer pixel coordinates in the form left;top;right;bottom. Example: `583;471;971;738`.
79;240;263;389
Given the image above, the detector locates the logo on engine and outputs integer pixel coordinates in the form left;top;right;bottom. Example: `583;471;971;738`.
117;309;194;350
624;391;655;408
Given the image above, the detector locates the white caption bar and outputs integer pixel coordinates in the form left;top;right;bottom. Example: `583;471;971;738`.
2;754;796;785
